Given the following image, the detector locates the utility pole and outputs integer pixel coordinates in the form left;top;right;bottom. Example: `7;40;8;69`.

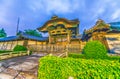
16;17;20;45
16;17;20;35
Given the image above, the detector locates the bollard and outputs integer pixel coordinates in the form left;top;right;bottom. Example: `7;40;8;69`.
27;50;30;55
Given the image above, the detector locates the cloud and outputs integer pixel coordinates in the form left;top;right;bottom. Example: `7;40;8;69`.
0;0;14;25
28;0;83;14
84;0;120;22
0;0;120;36
111;10;120;20
44;0;79;14
78;0;120;32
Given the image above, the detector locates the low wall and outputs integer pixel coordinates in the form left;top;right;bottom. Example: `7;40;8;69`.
0;51;30;60
27;43;86;53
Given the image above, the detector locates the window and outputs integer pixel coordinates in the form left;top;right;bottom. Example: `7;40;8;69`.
57;31;61;33
47;26;55;30
52;31;55;33
63;30;66;32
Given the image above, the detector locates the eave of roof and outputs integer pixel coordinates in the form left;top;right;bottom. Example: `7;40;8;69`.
0;36;19;42
0;34;48;42
85;20;110;34
37;18;79;32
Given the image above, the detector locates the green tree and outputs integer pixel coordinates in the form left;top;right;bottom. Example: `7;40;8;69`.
24;29;42;37
0;28;7;38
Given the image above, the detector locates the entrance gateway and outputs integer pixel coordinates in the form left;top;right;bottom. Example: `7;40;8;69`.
37;15;80;45
36;15;81;53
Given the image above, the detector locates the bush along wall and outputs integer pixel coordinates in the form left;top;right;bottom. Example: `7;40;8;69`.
38;56;120;79
13;45;27;51
83;41;107;59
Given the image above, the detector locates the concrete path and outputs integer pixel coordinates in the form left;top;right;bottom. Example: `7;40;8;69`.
0;53;47;79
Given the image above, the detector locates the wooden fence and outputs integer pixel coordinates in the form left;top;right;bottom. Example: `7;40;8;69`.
0;51;30;60
28;44;82;53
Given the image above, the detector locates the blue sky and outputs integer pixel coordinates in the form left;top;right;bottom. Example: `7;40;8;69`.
0;0;120;36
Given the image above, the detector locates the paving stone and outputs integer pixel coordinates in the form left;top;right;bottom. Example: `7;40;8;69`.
0;53;45;79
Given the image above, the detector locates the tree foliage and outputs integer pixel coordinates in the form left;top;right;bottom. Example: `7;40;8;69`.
24;29;42;37
0;28;7;38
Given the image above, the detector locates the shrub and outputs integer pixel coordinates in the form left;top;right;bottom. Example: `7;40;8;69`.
13;45;27;51
38;56;120;79
0;50;12;53
29;51;32;55
83;41;107;59
68;53;85;58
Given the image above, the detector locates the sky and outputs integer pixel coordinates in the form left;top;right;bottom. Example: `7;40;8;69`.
0;0;120;36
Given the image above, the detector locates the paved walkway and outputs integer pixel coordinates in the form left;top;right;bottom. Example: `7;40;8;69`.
0;53;47;79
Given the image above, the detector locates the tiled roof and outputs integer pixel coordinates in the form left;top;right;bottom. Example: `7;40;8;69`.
109;22;120;31
0;36;19;42
21;33;48;41
0;33;48;42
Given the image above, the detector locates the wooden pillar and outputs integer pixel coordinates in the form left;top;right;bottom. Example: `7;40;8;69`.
49;35;51;44
67;33;70;44
79;40;81;52
2;42;5;50
42;42;43;51
36;40;38;52
10;41;13;50
0;42;1;50
5;42;8;50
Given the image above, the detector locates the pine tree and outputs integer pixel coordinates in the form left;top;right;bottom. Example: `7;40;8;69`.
24;29;42;37
0;28;7;38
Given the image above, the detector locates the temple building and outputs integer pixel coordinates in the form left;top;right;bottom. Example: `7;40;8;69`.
81;19;110;48
106;22;120;53
82;19;120;53
37;16;81;45
0;16;120;53
0;33;48;50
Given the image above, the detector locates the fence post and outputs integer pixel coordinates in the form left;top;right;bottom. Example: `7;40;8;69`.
65;45;69;57
10;52;12;57
20;51;22;56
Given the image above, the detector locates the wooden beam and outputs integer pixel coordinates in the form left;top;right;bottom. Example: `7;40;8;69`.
4;42;8;50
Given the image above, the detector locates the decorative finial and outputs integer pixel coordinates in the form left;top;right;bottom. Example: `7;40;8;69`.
51;14;58;20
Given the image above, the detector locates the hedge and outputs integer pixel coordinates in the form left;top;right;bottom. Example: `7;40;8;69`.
83;41;107;59
68;53;120;60
0;50;12;53
38;56;120;79
68;53;85;58
13;45;27;51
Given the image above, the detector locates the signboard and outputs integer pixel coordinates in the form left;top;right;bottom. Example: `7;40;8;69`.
57;38;67;42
